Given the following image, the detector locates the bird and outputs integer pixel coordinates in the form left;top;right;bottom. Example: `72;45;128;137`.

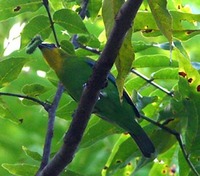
38;43;155;157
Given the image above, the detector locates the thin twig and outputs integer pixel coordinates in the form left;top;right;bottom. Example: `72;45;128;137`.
36;83;64;175
43;0;60;47
0;92;51;111
79;0;89;20
141;114;199;176
71;0;89;49
131;69;174;97
78;44;102;55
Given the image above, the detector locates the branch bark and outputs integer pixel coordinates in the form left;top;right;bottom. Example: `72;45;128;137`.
38;0;143;175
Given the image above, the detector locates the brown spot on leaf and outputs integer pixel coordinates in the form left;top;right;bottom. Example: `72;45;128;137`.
103;166;108;170
123;132;129;135
186;30;194;35
142;29;153;33
179;71;187;77
170;164;176;174
116;160;122;163
197;85;200;92
188;78;193;83
14;6;21;12
19;118;23;123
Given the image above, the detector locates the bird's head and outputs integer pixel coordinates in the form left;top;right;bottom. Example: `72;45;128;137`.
38;43;64;72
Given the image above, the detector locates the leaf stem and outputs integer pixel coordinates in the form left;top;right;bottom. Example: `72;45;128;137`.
42;0;60;47
0;92;51;110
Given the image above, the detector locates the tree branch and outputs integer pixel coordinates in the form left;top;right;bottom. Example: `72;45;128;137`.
36;83;64;175
38;0;143;175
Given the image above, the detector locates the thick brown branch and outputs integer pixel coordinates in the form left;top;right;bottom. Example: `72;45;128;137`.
38;0;143;175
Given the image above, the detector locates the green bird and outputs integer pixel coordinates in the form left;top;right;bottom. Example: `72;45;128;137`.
38;43;155;157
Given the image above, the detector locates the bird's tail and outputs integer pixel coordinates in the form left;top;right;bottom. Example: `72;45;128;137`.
129;128;155;158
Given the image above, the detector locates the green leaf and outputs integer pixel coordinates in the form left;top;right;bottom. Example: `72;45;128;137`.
80;119;121;148
151;123;177;155
56;100;77;120
22;146;42;161
77;34;100;48
151;68;179;80
102;0;124;37
178;150;191;176
176;48;200;94
137;95;158;110
134;11;200;40
0;98;21;123
176;48;200;173
133;55;178;68
0;57;29;88
103;135;136;176
21;15;51;47
60;40;75;55
134;11;158;33
53;9;89;34
148;145;179;176
183;98;199;153
171;11;200;30
0;0;42;22
2;163;38;176
22;84;48;96
133;41;153;53
61;169;84;176
116;29;134;99
88;0;102;20
21;84;48;106
148;0;172;43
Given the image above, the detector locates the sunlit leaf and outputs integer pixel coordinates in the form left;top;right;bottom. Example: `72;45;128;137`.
60;40;75;55
148;0;172;43
2;163;38;176
88;0;102;20
77;34;100;48
0;98;21;123
21;15;51;47
133;55;178;68
61;169;84;176
175;48;200;174
102;0;124;37
103;135;136;176
80;119;121;148
53;9;89;34
22;83;48;96
22;146;42;161
0;0;42;22
116;29;134;99
151;68;179;80
0;57;29;88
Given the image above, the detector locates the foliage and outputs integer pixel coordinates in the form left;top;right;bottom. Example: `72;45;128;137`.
0;0;200;175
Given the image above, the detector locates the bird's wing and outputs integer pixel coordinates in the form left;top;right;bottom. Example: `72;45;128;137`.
85;58;140;117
